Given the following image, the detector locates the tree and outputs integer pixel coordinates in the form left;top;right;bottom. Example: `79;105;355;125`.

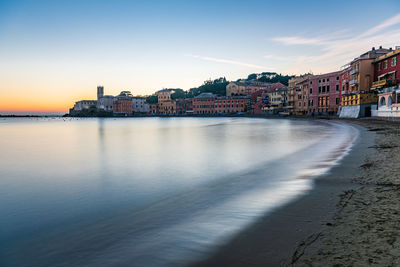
247;73;258;80
146;95;158;104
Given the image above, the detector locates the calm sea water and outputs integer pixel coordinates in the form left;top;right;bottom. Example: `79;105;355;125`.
0;117;358;266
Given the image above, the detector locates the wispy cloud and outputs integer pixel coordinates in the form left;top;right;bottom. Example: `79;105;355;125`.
271;13;400;74
187;54;274;70
358;14;400;38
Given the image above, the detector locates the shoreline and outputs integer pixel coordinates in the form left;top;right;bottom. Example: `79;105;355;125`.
191;120;376;266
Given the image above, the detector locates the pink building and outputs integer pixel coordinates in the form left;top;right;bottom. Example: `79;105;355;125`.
250;90;269;114
308;71;341;114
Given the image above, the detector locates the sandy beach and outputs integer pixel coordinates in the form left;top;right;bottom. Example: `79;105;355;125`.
193;118;400;266
294;118;400;266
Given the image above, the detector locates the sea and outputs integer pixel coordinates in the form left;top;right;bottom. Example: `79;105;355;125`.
0;117;358;266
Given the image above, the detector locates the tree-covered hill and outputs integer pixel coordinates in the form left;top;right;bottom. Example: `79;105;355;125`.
246;72;294;85
145;72;294;103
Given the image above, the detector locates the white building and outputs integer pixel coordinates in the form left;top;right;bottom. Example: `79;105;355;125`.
132;97;149;113
97;95;114;112
72;100;97;111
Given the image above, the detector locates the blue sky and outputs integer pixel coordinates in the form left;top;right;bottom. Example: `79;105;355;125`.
1;0;400;112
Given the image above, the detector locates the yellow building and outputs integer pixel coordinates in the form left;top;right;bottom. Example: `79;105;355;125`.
290;75;312;115
158;90;176;114
226;82;247;96
341;93;378;106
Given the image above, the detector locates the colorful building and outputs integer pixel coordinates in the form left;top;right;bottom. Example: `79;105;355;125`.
149;103;158;115
293;75;311;115
250;90;269;114
158;90;176;114
113;91;133;115
264;87;288;114
214;96;247;114
308;71;341;114
339;46;391;118
176;98;193;115
226;82;247;96
193;93;216;114
372;47;400;117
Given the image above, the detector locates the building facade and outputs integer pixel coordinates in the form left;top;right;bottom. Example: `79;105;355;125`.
113;91;133;115
372;47;400;117
193;93;216;114
226;82;247;96
214;96;247;113
132;97;149;113
293;76;311;115
308;71;341;114
340;47;391;118
158;90;176;114
176;98;193;115
97;95;114;112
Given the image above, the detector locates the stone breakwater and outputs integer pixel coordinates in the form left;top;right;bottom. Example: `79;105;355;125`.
291;118;400;266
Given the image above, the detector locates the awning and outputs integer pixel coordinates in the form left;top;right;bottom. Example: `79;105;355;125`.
378;70;396;79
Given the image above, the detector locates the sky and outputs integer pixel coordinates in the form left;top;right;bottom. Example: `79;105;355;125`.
1;0;400;114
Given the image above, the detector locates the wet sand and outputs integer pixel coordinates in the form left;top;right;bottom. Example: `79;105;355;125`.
193;118;400;266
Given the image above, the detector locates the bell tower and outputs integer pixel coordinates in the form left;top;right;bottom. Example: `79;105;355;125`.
97;86;104;100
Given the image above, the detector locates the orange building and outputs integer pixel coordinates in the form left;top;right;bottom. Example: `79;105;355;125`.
158;90;176;114
214;96;247;113
113;91;133;115
193;93;216;114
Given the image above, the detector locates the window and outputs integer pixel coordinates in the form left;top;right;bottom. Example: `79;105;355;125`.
378;62;381;71
318;86;321;93
323;79;325;82
310;81;313;84
310;88;312;94
384;60;388;69
319;80;321;83
336;76;339;80
322;86;326;92
392;57;397;66
327;78;330;82
327;85;330;92
336;98;339;105
336;84;339;91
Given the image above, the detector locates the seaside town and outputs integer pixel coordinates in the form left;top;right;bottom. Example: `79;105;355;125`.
69;46;400;119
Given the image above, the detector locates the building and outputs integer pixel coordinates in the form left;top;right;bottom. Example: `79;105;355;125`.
288;76;309;115
193;93;216;114
214;96;247;114
149;103;158;115
113;91;133;115
158;90;176;114
292;75;311;115
97;86;104;100
308;71;341;114
97;95;114;113
132;97;149;114
340;46;391;118
264;87;288;114
372;47;400;117
339;65;351;111
71;100;97;112
176;98;193;115
250;90;269;114
226;82;247;96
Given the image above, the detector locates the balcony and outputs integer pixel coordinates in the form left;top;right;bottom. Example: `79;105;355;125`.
379;84;399;94
349;79;358;86
371;79;387;89
350;69;359;75
341;90;348;95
